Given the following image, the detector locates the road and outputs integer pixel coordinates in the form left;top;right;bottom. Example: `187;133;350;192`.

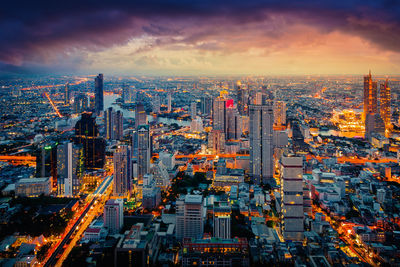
43;175;113;267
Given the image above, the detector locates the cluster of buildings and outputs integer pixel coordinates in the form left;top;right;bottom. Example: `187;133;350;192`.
0;72;400;266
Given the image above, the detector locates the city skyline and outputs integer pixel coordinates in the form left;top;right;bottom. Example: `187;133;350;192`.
1;1;400;76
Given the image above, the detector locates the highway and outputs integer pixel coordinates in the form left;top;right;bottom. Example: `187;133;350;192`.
43;175;113;267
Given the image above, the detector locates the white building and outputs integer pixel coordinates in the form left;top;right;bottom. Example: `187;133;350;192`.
176;195;204;240
104;199;124;235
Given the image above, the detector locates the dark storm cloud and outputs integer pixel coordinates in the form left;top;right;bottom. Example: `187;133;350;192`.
0;0;399;67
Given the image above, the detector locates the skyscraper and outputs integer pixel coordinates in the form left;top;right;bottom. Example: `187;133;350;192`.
152;94;161;113
249;100;274;184
57;142;83;196
273;101;286;128
190;101;197;119
212;95;227;132
104;199;124;234
176;194;204;240
280;155;304;241
95;74;104;114
137;124;151;181
113;145;132;197
236;81;246;115
380;79;391;128
364;71;385;140
364;71;378;117
35;142;58;189
105;107;123;140
135;103;147;129
167;92;172;113
73;112;106;169
73;94;88;114
200;95;212;116
122;84;135;103
65;83;70;105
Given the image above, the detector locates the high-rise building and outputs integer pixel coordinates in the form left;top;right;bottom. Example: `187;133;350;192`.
65;83;70;105
213;95;227;132
105;107;123;140
122;84;135;103
249;100;274;184
213;201;231;239
73;94;88;114
73;112;106;169
236;80;246;116
137;124;151;181
280;155;304;241
380;79;391;127
36;142;58;189
208;129;225;154
135;103;147;129
152;94;161;113
95;74;104;114
57;142;83;196
190;101;197;119
273;101;286;127
113;145;132;197
142;174;161;209
200;95;212;116
176;194;204;240
364;71;378;117
167;92;172;113
104;199;124;234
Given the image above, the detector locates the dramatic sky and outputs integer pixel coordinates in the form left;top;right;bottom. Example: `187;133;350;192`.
1;0;400;76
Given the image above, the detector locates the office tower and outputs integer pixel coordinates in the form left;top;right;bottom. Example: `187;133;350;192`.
380;79;391;127
249;101;274;184
122;84;135;103
135;103;147;129
35;142;58;189
176;195;204;240
167;92;172;113
365;113;385;141
113;145;132;197
280;155;304;241
190;101;197;119
364;70;378;119
273;101;286;127
104;199;124;234
73;112;106;169
152;94;161;113
137;124;151;180
236;80;246;116
105;107;124;140
208;130;225;154
212;95;227;132
190;116;203;132
200;95;212;116
57;142;83;196
226;106;242;140
95;74;104;114
213;201;231;239
73;94;88;114
89;95;95;111
142;174;161;209
65;83;70;105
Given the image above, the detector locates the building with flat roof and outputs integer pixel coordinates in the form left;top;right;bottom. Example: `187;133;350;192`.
15;178;51;197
